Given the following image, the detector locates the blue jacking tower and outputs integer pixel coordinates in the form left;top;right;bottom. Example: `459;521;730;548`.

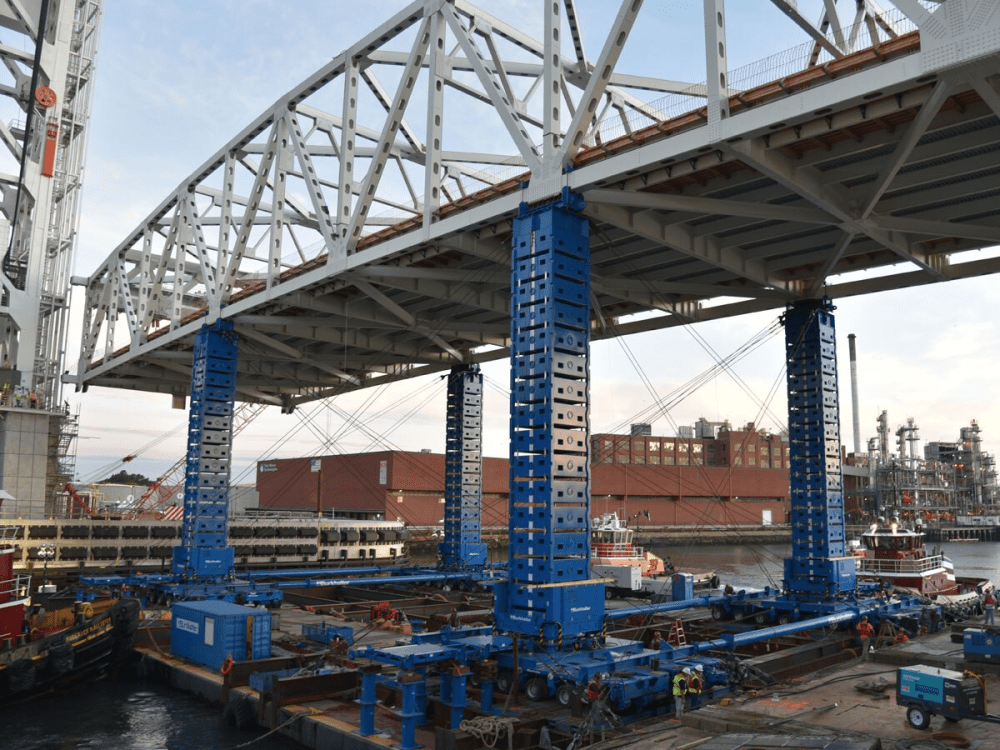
172;319;238;581
438;364;488;569
782;299;856;599
494;190;605;640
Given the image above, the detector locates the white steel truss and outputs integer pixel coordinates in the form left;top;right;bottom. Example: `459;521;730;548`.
75;0;1000;410
0;0;102;407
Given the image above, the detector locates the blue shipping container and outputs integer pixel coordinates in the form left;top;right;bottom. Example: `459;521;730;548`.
171;600;271;670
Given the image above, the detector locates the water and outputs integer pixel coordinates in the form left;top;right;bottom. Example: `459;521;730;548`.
9;540;1000;748
6;676;296;750
647;538;1000;590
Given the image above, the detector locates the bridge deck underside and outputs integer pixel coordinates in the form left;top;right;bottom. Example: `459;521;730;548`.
82;35;1000;408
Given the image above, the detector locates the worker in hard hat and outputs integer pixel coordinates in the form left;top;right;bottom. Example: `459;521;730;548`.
689;664;705;708
649;630;662;670
856;615;875;660
672;667;691;718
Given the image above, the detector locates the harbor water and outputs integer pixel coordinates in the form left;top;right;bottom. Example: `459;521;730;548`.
6;677;296;750
8;540;1000;749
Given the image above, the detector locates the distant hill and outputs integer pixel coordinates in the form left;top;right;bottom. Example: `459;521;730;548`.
99;470;153;486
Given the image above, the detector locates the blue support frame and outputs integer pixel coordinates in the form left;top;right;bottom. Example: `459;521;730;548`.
495;189;605;638
438;364;487;568
172;320;237;581
782;299;856;598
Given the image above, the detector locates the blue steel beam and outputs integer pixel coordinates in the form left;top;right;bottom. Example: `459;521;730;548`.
782;299;856;598
439;364;487;568
172;320;238;581
495;188;605;639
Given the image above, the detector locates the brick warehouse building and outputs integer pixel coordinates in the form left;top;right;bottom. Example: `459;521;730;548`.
256;423;791;529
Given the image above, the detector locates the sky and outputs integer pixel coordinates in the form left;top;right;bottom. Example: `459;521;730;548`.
61;1;1000;490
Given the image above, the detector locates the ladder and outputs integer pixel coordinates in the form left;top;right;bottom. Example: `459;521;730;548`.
669;619;687;646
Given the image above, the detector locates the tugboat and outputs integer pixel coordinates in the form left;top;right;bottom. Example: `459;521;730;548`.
855;520;990;604
591;512;667;577
591;512;719;598
0;526;140;701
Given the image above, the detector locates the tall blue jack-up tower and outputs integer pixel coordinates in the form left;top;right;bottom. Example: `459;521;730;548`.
782;299;855;598
494;190;605;640
172;319;238;581
438;364;488;569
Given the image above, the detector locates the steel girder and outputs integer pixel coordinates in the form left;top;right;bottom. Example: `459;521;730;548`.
75;1;1000;408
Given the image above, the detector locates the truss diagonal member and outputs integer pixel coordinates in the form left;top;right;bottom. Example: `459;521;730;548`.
859;79;954;220
584;201;795;297
887;0;935;28
180;194;221;311
0;118;21;161
4;0;38;40
351;277;465;361
346;17;432;251
806;230;856;297
134;229;156;345
142;210;183;333
442;5;541;173
80;280;110;366
349;270;509;315
727;139;946;280
769;0;845;58
360;68;425;154
560;0;644;165
970;75;1000;121
286;110;339;257
235;324;361;385
563;0;587;66
222;119;280;300
584;188;836;225
822;0;846;51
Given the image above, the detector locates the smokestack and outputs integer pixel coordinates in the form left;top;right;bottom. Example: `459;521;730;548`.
848;333;861;455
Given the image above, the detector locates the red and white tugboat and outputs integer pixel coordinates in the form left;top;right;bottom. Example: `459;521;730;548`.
856;520;989;603
591;512;667;577
591;512;719;598
0;526;140;701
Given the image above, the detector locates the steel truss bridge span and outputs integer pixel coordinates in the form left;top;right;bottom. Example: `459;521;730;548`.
75;0;1000;409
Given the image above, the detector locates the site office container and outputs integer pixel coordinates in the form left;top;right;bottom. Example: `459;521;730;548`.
170;600;271;670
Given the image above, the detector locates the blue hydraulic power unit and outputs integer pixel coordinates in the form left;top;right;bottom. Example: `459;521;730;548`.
962;627;1000;663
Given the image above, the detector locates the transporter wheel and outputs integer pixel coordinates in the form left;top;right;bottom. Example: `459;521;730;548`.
754;611;769;626
906;705;931;730
525;677;548;701
711;604;725;621
556;683;573;707
496;671;514;694
777;613;792;626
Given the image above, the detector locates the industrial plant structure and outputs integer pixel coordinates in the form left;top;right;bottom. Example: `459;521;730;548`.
844;415;999;528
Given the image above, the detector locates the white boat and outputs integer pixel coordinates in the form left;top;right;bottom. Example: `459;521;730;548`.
590;512;719;598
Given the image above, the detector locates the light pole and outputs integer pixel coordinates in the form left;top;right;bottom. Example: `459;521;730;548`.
37;543;55;592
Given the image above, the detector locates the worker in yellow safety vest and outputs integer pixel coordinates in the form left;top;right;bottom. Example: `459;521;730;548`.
672;667;690;718
689;664;704;708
